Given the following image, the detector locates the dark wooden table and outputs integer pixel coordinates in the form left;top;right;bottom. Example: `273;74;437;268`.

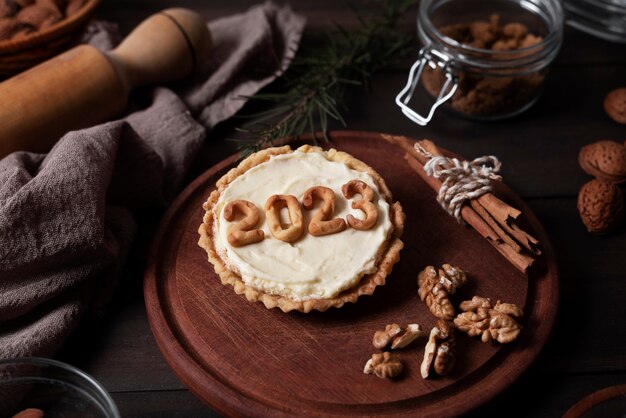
58;1;626;416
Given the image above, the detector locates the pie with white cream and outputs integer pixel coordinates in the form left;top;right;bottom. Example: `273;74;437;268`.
198;145;405;313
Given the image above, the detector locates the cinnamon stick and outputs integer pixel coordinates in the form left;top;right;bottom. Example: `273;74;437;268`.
382;133;536;273
415;139;541;255
477;193;521;220
469;199;522;253
476;194;541;254
508;222;541;254
403;155;501;243
492;238;537;273
403;153;534;272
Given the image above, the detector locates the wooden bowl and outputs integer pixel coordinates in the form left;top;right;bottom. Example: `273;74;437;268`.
0;0;101;78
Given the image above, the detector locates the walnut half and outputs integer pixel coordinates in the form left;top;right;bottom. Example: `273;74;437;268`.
372;324;402;350
373;323;422;350
454;296;523;343
418;264;468;321
363;352;403;379
391;324;422;349
420;320;456;379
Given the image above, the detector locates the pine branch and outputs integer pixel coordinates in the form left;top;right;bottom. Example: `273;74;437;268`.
230;0;417;158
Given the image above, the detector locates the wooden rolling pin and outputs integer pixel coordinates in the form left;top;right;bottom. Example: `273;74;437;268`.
0;8;211;159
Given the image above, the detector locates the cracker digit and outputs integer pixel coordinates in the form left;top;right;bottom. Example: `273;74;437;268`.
223;200;265;247
342;180;379;230
264;194;305;242
302;186;347;236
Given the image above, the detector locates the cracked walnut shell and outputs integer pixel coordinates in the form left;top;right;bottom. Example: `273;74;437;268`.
578;179;623;234
454;296;523;344
363;352;403;379
418;264;467;321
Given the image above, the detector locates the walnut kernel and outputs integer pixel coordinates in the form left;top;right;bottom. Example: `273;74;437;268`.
434;339;456;376
493;300;524;317
420;320;456;379
420;327;438;379
372;323;401;350
363;352;403;379
373;323;422;350
418;264;467;320
391;323;422;349
454;296;523;344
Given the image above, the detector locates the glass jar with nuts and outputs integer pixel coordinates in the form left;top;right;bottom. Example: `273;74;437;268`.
396;0;564;124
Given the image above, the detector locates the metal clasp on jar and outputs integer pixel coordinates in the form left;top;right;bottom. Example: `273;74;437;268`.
396;47;458;126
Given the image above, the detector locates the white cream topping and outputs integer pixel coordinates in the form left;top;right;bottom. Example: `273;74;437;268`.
213;149;392;301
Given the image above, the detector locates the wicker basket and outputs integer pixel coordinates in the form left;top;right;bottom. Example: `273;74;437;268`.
0;0;101;78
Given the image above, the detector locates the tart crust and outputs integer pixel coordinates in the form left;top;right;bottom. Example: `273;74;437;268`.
198;145;405;313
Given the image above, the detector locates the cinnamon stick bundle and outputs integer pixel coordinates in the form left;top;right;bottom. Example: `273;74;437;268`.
382;134;540;273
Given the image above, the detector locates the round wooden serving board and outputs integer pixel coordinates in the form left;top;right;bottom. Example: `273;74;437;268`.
144;131;559;417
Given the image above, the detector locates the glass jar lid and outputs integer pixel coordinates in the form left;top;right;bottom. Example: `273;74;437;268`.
564;0;626;43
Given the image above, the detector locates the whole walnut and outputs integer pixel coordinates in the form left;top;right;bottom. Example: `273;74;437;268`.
0;17;19;39
10;22;33;39
0;0;19;19
604;88;626;125
10;408;44;418
577;179;624;234
14;0;35;7
16;3;62;29
35;0;64;13
578;140;626;184
65;0;84;16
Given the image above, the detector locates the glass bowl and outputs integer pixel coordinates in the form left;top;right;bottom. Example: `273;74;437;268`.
0;357;120;418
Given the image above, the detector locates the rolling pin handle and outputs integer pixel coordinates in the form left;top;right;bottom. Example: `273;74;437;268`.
108;8;212;90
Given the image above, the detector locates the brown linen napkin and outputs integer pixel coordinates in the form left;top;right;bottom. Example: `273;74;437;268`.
0;2;305;360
